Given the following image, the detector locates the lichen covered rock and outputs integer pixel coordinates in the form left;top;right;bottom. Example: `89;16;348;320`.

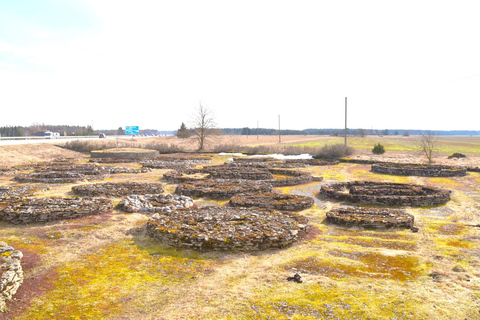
146;206;309;251
72;182;165;197
229;192;314;211
326;206;414;229
119;194;193;213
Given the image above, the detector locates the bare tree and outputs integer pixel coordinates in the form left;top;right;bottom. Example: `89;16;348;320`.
416;131;439;164
190;103;217;151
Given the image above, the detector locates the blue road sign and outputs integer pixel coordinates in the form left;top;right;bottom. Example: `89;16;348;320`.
125;126;139;134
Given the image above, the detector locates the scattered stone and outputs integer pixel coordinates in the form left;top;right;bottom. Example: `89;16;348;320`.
0;242;23;312
410;226;419;233
118;194;193;213
0;197;112;224
229;192;314;211
325;206;415;229
146;206;309;251
72;182;165;197
319;181;451;206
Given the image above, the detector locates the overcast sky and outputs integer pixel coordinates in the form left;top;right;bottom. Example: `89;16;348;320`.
1;0;479;131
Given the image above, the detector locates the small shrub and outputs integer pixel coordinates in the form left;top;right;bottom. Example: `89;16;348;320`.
143;142;184;154
313;144;354;160
372;143;386;155
448;153;466;159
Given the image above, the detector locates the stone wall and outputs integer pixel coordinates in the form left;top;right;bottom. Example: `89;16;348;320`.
371;163;467;177
175;179;273;200
319;181;451;206
326;206;414;229
72;182;165;197
0;197;113;224
0;242;23;312
146;206;309;251
229;192;314;211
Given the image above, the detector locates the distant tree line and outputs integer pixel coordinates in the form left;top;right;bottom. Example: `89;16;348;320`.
0;124;97;137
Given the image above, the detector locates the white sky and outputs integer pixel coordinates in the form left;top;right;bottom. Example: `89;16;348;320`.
1;0;479;131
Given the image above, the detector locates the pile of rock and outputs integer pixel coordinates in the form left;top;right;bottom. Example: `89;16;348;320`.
146;206;309;251
267;168;323;187
319;181;451;206
175;179;273;199
106;166;152;174
90;148;159;159
0;242;23;312
0;197;112;224
371;163;467;177
118;194;193;213
229;192;314;211
325;206;414;229
72;182;165;197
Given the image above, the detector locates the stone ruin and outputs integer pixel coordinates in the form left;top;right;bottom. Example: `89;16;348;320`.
229;192;315;212
165;163;322;187
0;197;113;224
319;181;451;206
14;163;110;183
325;206;414;229
140;156;211;170
146;206;309;251
72;182;165;197
175;179;273;200
371;163;467;177
90;148;160;159
118;194;193;213
0;242;23;312
0;185;47;201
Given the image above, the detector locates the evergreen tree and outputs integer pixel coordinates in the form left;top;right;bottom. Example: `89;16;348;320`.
176;122;190;138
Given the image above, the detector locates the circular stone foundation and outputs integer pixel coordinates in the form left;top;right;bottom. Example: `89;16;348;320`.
0;197;113;224
175;179;273;199
229;192;314;211
14;163;110;183
146;206;309;251
72;182;165;197
90;148;159;159
319;181;451;206
326;206;414;229
371;163;467;177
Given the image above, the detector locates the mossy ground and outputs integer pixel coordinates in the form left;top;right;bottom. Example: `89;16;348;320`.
0;139;479;319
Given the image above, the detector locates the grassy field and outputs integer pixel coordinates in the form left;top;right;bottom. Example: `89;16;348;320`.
0;135;479;319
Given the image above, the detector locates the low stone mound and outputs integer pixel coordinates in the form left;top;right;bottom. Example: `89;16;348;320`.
0;186;47;201
14;163;110;183
371;163;467;177
90;148;160;159
146;206;309;251
118;194;193;213
175;179;273;200
72;182;165;197
229;192;314;211
0;197;112;224
448;153;466;159
319;181;451;206
326;206;414;229
0;242;24;312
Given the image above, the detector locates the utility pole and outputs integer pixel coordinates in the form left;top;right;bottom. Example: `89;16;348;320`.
257;121;259;140
278;115;281;143
344;97;347;146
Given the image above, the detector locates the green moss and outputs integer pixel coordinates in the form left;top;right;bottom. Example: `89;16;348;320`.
21;240;217;319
